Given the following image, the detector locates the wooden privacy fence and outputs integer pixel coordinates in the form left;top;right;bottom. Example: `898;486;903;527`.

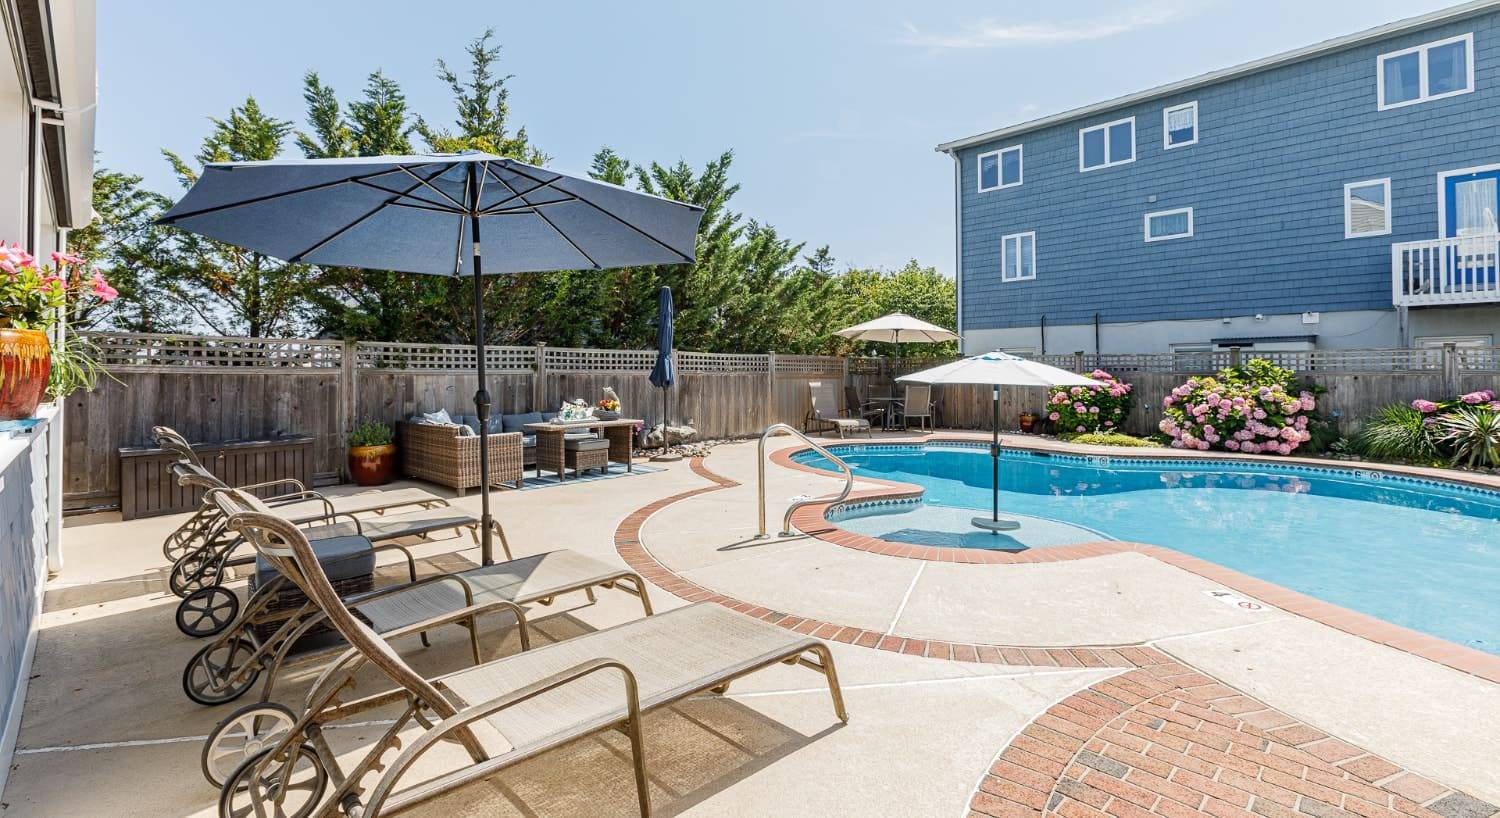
63;334;1500;510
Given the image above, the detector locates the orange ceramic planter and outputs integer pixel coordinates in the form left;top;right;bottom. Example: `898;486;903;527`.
348;443;397;486
0;327;50;421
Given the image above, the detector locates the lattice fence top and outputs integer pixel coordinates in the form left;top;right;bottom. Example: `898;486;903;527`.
677;351;769;373
1027;348;1460;374
774;354;844;374
354;341;535;372
543;347;658;372
87;332;344;371
1454;346;1500;372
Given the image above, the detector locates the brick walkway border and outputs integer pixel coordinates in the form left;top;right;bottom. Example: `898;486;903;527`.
768;439;1500;685
972;655;1497;818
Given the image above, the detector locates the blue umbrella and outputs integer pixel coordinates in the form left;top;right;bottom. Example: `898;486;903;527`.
158;152;704;564
648;287;676;450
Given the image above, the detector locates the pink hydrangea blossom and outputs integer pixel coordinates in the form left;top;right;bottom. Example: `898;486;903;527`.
1411;399;1439;413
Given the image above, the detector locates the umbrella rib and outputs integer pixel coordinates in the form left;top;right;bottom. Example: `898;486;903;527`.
287;175;433;263
499;163;695;263
395;165;468;211
155;164;431;224
483;167;603;270
478;174;565;215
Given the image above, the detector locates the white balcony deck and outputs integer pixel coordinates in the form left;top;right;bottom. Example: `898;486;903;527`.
1392;233;1500;307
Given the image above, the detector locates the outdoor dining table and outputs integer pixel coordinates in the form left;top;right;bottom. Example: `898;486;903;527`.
867;396;904;430
525;418;643;480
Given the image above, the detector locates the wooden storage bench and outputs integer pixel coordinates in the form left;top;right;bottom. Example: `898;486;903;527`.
118;435;315;520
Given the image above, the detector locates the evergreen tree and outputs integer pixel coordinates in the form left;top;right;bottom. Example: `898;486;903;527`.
66;166;187;332
158;98;315;336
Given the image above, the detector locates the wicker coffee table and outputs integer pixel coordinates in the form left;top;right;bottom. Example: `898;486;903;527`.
526;418;641;481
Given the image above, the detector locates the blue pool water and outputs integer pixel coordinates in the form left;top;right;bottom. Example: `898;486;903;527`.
793;444;1500;655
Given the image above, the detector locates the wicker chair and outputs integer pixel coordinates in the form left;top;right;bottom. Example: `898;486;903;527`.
398;423;525;494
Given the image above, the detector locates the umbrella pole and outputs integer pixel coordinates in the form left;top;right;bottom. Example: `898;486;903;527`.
469;164;494;566
991;385;1000;525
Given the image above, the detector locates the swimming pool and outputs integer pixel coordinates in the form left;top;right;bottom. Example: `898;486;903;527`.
792;443;1500;655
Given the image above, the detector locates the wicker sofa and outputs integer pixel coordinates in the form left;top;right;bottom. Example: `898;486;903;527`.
398;422;525;494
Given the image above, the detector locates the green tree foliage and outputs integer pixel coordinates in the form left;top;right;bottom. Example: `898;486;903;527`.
66;166;188;332
110;33;956;354
157;97;316;336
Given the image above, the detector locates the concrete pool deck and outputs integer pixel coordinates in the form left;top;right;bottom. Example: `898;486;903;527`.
3;431;1497;816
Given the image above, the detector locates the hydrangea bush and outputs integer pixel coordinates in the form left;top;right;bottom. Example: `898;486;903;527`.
1046;369;1132;434
1410;389;1500;416
1159;359;1318;454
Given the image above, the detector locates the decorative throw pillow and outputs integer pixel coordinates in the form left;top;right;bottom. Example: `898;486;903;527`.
419;409;454;426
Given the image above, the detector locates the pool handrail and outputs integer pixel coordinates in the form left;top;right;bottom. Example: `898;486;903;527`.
757;423;855;537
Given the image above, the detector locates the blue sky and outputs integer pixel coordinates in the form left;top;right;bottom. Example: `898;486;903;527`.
99;0;1454;277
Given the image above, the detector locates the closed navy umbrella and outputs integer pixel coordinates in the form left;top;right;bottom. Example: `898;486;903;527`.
158;152;704;564
648;287;676;454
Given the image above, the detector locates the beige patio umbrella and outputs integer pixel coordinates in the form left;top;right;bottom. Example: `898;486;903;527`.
899;352;1101;532
835;312;960;348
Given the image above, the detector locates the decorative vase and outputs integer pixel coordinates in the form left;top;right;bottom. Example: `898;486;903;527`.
1018;413;1037;434
348;443;397;486
0;328;51;421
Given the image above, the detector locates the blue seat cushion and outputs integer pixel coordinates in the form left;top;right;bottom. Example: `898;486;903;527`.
254;534;375;589
541;411;560;422
456;414;481;436
501;411;544;433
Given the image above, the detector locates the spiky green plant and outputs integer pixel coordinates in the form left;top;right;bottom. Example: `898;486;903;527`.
1350;404;1441;463
1437;407;1500;469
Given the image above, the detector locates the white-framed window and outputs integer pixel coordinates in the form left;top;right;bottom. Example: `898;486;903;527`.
1343;178;1391;238
1001;231;1036;282
977;145;1023;192
1162;101;1198;149
1377;33;1474;110
1144;207;1194;242
1079;117;1135;172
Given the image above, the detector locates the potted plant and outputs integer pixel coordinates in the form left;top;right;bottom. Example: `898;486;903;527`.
1018;411;1038;433
1;245;115;420
348;420;396;486
595;396;621;421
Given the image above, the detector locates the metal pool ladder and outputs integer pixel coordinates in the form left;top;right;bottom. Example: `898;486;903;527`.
757;423;855;538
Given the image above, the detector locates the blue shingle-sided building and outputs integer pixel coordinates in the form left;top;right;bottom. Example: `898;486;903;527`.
938;0;1500;356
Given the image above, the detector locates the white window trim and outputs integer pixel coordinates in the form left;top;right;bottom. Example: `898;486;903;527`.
1001;231;1036;282
1436;162;1500;236
1144;207;1194;242
1343;178;1392;239
1078;116;1136;172
1162;101;1198;149
1376;32;1475;111
976;145;1023;192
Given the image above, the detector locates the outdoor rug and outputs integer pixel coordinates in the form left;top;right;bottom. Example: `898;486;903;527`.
518;463;664;490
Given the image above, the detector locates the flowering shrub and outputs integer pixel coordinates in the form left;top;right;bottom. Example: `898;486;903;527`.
1158;359;1318;454
1410;390;1500;415
0;244;116;330
1046;369;1133;434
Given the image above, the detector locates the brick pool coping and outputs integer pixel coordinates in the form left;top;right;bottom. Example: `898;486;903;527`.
767;436;1500;686
612;455;1496;818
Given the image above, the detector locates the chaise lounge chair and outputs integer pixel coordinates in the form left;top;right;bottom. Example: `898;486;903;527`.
210;489;848;817
804;380;872;438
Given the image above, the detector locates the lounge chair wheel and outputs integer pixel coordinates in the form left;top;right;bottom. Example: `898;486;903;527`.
169;551;223;598
202;702;298;787
218;743;327;818
177;586;241;638
183;636;261;706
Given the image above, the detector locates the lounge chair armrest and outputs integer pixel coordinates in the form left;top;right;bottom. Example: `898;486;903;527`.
237;477;310;494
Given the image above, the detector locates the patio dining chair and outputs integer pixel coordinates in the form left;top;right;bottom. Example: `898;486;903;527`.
208;489;847;817
901;383;934;432
844;384;887;429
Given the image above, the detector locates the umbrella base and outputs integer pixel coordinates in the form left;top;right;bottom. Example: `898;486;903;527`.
971;516;1021;532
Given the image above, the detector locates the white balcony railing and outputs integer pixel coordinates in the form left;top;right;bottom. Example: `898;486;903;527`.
1392;234;1500;306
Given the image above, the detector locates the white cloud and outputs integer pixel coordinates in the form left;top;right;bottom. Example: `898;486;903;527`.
899;2;1203;49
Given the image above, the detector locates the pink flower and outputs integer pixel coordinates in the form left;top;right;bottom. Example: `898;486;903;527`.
50;251;84;266
1076;425;1087;433
1089;406;1099;414
1411;399;1439;413
1225;440;1240;450
1460;391;1490;405
1103;420;1114;428
1048;412;1060;421
90;272;118;302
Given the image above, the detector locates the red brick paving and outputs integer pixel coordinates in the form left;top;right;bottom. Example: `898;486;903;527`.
970;662;1497;818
